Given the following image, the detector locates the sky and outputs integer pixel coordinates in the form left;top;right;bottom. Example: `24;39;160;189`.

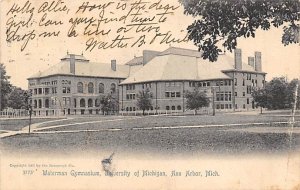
0;0;299;89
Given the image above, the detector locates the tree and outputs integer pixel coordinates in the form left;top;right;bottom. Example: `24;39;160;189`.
252;88;269;113
0;63;12;110
286;78;300;109
100;94;118;115
264;77;289;109
185;88;210;114
7;87;27;109
180;0;300;61
136;89;152;115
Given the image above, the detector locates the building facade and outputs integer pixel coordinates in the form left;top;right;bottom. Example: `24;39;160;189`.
27;54;141;116
119;47;266;113
28;47;266;116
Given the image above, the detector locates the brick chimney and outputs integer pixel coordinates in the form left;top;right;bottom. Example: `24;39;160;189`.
143;50;160;65
255;52;262;72
70;54;75;74
111;60;116;71
234;49;242;70
248;57;254;67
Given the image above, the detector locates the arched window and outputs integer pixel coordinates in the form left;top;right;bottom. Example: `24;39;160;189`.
77;82;83;93
95;99;101;107
177;105;181;110
80;99;85;107
88;82;94;93
111;83;116;93
45;99;49;108
38;99;42;108
88;99;93;107
171;106;175;110
99;83;104;93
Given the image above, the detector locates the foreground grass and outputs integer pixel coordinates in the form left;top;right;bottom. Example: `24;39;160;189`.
38;113;298;132
1;124;299;157
0;118;64;131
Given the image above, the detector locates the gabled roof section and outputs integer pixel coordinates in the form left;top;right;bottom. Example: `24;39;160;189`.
159;47;202;58
28;55;131;79
125;56;143;66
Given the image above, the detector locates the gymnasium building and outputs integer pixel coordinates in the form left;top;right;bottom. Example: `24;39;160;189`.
28;47;266;116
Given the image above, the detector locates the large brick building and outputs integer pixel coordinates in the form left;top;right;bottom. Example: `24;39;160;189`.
28;47;266;116
119;47;266;113
27;54;142;116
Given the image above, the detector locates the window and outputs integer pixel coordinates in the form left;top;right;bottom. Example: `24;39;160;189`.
243;92;245;96
88;82;94;93
63;87;71;94
45;88;49;95
77;82;83;93
166;106;170;110
172;106;175;110
171;92;175;97
52;87;57;94
45;99;49;108
38;99;42;108
99;83;104;93
165;92;170;98
176;92;181;97
177;105;181;110
34;100;37;108
111;83;116;93
234;78;237;86
242;79;245;86
247;98;249;104
95;99;100;107
207;82;210;86
63;97;70;106
88;99;93;107
235;92;237;96
80;99;85;107
38;88;42;94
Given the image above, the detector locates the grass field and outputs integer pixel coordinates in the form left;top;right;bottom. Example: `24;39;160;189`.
37;113;298;132
1;112;300;156
0;118;65;131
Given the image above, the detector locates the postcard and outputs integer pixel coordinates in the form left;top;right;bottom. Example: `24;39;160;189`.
0;0;299;189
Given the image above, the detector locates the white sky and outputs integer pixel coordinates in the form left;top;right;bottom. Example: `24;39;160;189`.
0;0;299;89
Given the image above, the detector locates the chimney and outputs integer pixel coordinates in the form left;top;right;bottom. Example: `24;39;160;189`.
111;60;116;71
143;50;160;65
248;57;254;67
70;54;75;74
255;51;262;72
234;49;242;70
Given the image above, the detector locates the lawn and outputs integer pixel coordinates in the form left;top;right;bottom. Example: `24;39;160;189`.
1;112;299;157
0;118;64;131
1;124;299;157
37;113;298;132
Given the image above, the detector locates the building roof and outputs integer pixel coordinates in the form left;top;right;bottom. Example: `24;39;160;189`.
28;55;131;79
125;56;143;66
120;47;262;85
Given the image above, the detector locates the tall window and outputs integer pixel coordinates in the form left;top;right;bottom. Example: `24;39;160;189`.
45;99;49;108
111;83;116;93
77;82;83;93
80;99;85;107
88;82;94;93
99;83;104;93
88;99;93;107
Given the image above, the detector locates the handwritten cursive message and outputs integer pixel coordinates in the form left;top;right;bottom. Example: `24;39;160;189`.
5;0;189;52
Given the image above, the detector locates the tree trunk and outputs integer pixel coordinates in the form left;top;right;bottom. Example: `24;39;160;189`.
260;107;263;114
